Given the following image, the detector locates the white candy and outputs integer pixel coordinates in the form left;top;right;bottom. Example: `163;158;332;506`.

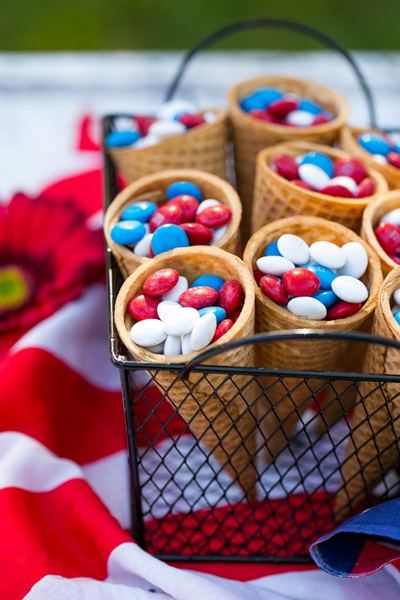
285;110;315;127
134;233;153;257
181;333;193;355
298;164;331;191
156;100;198;120
157;301;181;322
392;303;400;314
309;241;346;269
212;225;228;244
190;313;217;351
134;135;160;149
329;176;358;195
373;154;388;165
338;242;368;279
196;199;221;214
164;306;199;336
256;256;295;277
277;234;310;265
164;335;182;357
148;120;186;140
130;319;167;347
331;276;369;303
147;341;165;354
162;276;188;302
394;288;400;305
203;110;218;123
380;208;400;227
287;297;327;320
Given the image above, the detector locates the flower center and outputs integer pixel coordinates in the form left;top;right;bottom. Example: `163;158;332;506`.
0;266;31;311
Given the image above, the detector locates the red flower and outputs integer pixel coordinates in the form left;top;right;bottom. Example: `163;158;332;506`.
0;193;105;334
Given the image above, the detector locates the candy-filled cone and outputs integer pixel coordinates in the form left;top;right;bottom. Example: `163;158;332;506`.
341;127;400;189
243;216;382;459
108;109;228;184
228;76;349;242
335;267;400;520
115;246;258;499
104;169;242;278
361;190;400;276
252;141;387;235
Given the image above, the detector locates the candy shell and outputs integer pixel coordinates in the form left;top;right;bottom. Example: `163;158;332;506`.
198;306;226;324
121;201;157;222
196;199;220;214
178;114;206;128
334;157;367;184
134;116;157;136
169;195;199;222
179;223;213;245
240;93;267;112
148;120;186;139
162;276;189;302
394;288;400;305
157;300;181;322
327;301;362;320
253;87;283;107
356;178;376;198
331;276;368;303
264;241;282;257
256;256;295;277
298;164;331;191
128;294;161;321
212;225;229;244
374;222;400;255
338;242;368;279
389;254;400;265
306;264;336;290
106;130;141;148
164;306;200;336
134;233;153;257
130;319;167;347
298;98;323;115
179;286;218;310
230;308;242;323
164;335;182;357
359;133;392;156
275;154;299;180
268;98;298;118
287;297;327;320
217;280;243;315
393;311;400;326
190;313;217;351
387;152;400;169
192;275;225;292
329;176;358;195
110;220;146;246
260;275;288;305
312;290;338;309
283;268;320;297
212;319;234;342
309;241;346;269
318;184;354;198
151;224;189;255
143;269;179;297
167;181;203;202
300;152;334;177
149;204;182;232
196;205;232;228
312;114;330;126
285;110;315;127
181;333;192;355
380;208;400;227
253;268;264;285
277;234;309;265
251;110;280;124
146;341;165;354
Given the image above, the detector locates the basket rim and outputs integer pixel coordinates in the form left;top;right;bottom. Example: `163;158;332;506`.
361;190;400;271
341;126;400;179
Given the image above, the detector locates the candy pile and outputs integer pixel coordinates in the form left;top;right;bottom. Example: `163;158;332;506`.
272;151;375;198
128;269;243;355
106;101;216;150
392;288;400;326
110;181;232;257
374;208;400;264
254;234;369;320
240;88;333;127
358;132;400;169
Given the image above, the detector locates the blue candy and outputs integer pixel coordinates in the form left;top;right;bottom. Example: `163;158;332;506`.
298;98;323;115
192;274;225;292
264;241;282;257
313;290;338;309
110;220;146;245
240;94;266;112
121;201;157;222
253;88;283;107
167;181;202;202
306;264;337;290
393;311;400;326
151;224;189;255
106;131;141;148
198;306;227;324
358;133;392;157
300;152;334;177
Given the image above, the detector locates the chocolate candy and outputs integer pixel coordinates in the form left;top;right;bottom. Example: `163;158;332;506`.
167;181;203;202
306;264;336;290
192;274;225;292
357;178;376;198
275;154;299;180
327;301;362;320
318;184;354;198
300;152;334;177
151;224;189;255
111;220;146;245
143;269;179;297
169;195;199;222
128;294;161;321
179;286;219;309
374;222;400;255
198;306;227;323
178;114;206;128
217;280;242;315
149;204;182;232
260;275;288;305
212;319;234;342
282;268;320;297
106;130;141;148
121;201;158;222
179;222;213;245
334;157;366;184
196;205;232;228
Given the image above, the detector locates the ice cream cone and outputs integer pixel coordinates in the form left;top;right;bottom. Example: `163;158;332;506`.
115;246;257;499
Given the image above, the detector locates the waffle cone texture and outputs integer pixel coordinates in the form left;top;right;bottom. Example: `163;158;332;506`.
252;141;388;234
335;267;400;520
361;190;400;276
104;169;242;278
108;109;228;184
115;246;257;499
243;216;382;458
228;76;349;243
341;127;400;190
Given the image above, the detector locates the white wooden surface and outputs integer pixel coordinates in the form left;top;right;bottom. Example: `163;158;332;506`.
1;51;400;197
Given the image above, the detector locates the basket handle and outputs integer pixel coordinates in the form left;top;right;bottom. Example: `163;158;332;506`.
164;17;377;128
181;329;400;379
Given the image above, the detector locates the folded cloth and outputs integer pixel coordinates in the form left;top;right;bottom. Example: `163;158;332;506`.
310;498;400;578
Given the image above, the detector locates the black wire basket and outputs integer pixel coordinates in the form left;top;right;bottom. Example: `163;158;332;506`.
104;19;400;562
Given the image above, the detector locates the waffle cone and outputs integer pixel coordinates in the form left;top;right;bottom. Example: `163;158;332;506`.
108;109;228;184
228;76;349;243
115;246;257;499
335;267;400;520
252;141;387;235
341;127;400;190
361;190;400;276
243;216;382;458
104;169;242;278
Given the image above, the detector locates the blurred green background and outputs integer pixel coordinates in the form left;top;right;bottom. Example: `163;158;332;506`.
2;0;400;51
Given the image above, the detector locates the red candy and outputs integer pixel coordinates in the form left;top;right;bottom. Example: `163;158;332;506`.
327;301;362;320
196;205;232;228
318;184;354;198
149;204;182;232
212;319;234;342
230;307;242;323
180;222;213;245
268;98;298;118
292;179;314;191
178;114;206;128
357;177;376;198
282;268;320;297
128;294;161;321
374;222;400;255
169;195;198;222
217;279;242;316
387;152;400;169
389;254;400;265
253;268;264;285
312;114;330;126
143;269;179;297
334;157;367;184
275;153;299;180
179;286;218;309
260;275;288;305
249;109;281;123
135;116;157;136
